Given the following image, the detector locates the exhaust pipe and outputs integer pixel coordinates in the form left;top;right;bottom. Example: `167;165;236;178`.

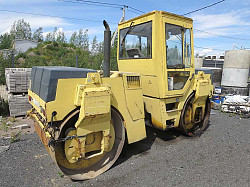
103;20;111;77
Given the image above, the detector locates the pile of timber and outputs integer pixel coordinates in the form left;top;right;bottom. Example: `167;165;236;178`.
5;68;32;117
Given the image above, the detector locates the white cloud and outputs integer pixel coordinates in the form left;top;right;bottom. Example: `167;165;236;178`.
192;9;250;56
42;27;75;38
193;12;249;30
195;48;213;57
41;26;108;41
192;10;250;38
202;48;213;53
87;26;104;36
195;47;226;57
0;13;70;34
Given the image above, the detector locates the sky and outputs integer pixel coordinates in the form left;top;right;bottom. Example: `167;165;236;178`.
0;0;250;56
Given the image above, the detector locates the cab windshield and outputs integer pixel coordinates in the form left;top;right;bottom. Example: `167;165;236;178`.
166;23;191;69
119;21;152;59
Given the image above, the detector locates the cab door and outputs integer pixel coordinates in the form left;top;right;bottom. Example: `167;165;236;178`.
162;16;194;97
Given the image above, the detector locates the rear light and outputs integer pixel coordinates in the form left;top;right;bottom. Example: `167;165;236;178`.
28;96;32;102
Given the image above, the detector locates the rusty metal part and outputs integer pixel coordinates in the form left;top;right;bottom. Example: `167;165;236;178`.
48;134;87;146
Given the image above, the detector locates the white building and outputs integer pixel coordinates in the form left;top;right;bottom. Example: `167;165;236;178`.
13;39;38;53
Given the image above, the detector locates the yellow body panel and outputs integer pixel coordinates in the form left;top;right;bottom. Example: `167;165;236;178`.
141;75;160;97
28;73;147;144
124;88;144;120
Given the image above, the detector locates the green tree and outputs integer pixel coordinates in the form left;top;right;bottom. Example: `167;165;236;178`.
0;33;14;49
56;29;67;43
10;19;32;40
52;27;57;42
91;36;98;55
83;29;89;51
110;35;118;71
77;29;84;47
45;33;53;42
4;27;120;75
76;29;89;50
33;27;43;42
0;55;10;84
70;31;77;46
97;41;103;54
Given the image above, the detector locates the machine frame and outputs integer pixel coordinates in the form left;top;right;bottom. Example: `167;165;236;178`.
27;10;213;180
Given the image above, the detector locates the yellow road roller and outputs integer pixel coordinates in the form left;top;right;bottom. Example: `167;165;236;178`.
27;10;213;180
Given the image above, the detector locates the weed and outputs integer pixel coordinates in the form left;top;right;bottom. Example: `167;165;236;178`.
9;117;16;123
10;131;21;143
0;121;10;132
57;171;64;178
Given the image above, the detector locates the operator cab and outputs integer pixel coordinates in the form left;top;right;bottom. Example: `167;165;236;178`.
117;10;194;99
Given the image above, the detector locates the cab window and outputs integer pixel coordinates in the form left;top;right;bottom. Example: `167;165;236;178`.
165;23;192;68
119;21;152;59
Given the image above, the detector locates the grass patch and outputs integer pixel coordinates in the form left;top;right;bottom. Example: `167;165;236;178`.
0;121;10;132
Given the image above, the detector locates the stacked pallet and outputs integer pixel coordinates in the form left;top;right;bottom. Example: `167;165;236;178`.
5;68;32;117
5;68;31;93
8;94;31;116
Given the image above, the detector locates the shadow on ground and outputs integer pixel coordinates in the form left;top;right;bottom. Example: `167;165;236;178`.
113;120;212;169
73;122;211;183
72;126;182;183
112;125;182;168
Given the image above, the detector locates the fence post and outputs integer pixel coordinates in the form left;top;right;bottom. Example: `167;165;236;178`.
11;50;14;68
76;54;78;68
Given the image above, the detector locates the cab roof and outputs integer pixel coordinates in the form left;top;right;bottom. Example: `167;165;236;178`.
118;10;193;26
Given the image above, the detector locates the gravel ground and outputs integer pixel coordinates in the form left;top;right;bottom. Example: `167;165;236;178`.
0;110;249;187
